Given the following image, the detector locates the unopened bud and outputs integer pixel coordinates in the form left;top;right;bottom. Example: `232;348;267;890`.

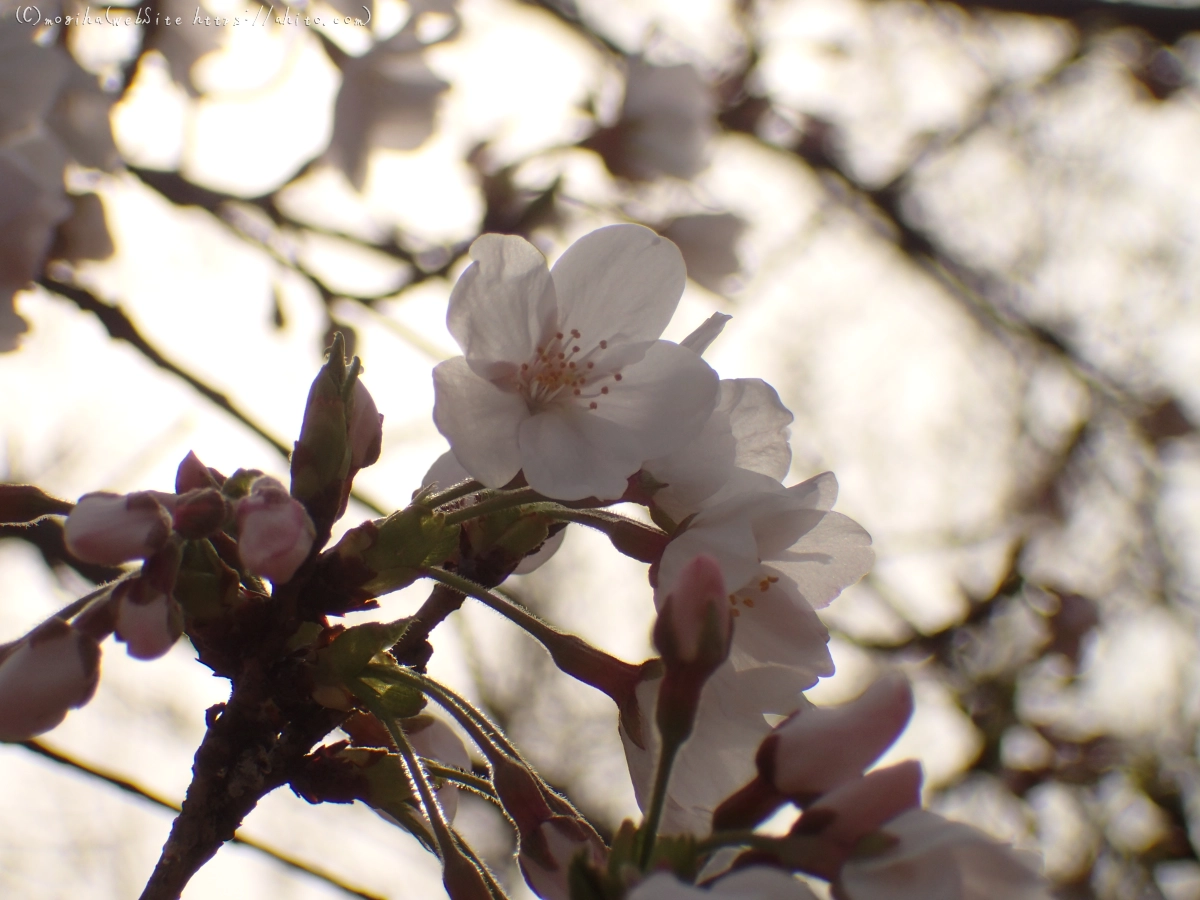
793;761;923;859
653;554;732;671
171;488;230;540
175;450;223;493
348;378;384;471
762;674;913;799
519;816;607;900
0;620;101;741
64;491;172;566
114;580;183;661
236;477;316;584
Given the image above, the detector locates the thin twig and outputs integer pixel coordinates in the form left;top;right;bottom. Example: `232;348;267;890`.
17;740;386;900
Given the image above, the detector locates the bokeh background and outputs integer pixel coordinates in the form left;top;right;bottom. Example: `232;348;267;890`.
2;0;1200;896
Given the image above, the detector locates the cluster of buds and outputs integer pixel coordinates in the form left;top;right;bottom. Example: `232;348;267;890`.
0;343;386;743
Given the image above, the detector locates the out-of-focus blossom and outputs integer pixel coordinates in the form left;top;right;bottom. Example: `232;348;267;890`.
407;715;471;821
236;477;316;584
326;45;449;190
765;674;914;798
519;816;607;900
836;809;1052;900
0;620;101;741
64;491;173;566
348;378;384;471
627;866;820;899
622;660;818;836
114;580;183;661
588;60;715;182
433;224;719;500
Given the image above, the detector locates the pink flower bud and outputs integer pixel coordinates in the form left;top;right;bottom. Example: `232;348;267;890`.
0;620;101;741
115;580;183;661
171;488;230;540
175;450;222;493
236;477;316;584
349;378;383;471
653;554;732;669
795;761;923;861
64;491;172;566
764;673;913;798
519;816;607;900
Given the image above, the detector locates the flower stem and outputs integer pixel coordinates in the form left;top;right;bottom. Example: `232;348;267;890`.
425;479;485;509
421;759;498;803
440;487;543;526
638;739;681;869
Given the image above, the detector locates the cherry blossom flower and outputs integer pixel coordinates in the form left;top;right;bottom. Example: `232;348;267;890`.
235;477;316;584
656;472;871;675
644;377;795;522
64;491;173;566
433;224;719;501
0;620;101;741
626;867;819;900
836;809;1051;900
408;715;471;820
622;659;819;836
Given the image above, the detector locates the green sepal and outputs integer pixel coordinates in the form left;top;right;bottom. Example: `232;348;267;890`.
322;618;413;679
464;505;551;561
221;468;264;501
354;669;426;719
348;506;460;596
174;539;240;623
291;335;352;506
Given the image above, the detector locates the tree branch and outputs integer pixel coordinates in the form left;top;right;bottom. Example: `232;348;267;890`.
16;740;384;900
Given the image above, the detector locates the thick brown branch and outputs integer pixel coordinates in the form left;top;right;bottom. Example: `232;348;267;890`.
138;668;345;900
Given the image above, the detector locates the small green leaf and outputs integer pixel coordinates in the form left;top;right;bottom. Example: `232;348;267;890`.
322;618;412;679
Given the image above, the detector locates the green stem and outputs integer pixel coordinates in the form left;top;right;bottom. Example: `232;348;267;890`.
368;699;459;860
695;829;780;856
440;487;543;526
421;567;566;653
425;479;485;509
420;759;499;803
638;740;681;869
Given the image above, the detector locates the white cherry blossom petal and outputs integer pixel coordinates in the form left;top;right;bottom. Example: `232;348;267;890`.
590;340;719;460
771;512;874;610
724;379;794;481
551;224;685;346
518;406;643;500
432;356;528;488
448;233;558;379
727;571;833;683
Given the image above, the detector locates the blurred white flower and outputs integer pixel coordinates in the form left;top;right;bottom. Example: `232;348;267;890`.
433;224;719;500
837;809;1051;900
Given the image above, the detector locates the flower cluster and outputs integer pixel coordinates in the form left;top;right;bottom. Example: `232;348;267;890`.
0;226;1048;900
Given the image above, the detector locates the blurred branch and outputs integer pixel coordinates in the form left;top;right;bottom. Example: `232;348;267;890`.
0;518;123;584
17;739;386;900
920;0;1200;44
37;276;290;457
35;277;387;516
